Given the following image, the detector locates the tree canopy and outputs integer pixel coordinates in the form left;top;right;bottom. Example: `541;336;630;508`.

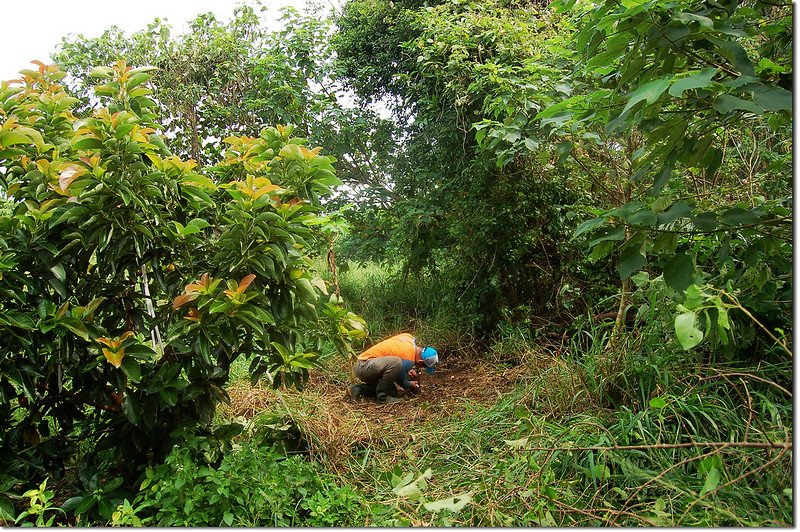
0;0;792;526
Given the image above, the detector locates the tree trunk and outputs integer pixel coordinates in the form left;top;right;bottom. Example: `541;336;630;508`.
327;236;341;297
611;277;630;342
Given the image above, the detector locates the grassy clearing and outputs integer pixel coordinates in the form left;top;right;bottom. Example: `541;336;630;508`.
217;338;792;527
212;265;792;526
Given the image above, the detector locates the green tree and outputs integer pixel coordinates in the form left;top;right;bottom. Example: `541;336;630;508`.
0;61;350;513
333;0;587;330
534;0;792;356
53;4;399;204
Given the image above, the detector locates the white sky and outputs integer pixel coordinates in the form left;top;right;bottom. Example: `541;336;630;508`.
0;0;314;82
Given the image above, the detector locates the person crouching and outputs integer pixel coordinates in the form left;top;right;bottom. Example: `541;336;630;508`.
347;332;439;404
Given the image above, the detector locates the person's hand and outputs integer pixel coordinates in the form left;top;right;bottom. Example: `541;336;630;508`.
408;369;418;379
409;381;420;394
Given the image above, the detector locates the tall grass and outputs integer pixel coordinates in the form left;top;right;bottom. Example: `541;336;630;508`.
336;261;479;354
335;308;791;526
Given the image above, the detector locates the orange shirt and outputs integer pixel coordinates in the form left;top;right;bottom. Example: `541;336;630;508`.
357;333;417;362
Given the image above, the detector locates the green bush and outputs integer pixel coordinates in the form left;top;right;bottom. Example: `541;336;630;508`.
133;438;367;527
0;60;363;505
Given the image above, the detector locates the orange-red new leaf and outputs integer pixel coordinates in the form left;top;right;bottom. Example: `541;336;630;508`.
172;292;199;310
237;274;256;294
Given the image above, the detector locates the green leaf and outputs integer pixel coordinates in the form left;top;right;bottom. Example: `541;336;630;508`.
691;137;718;171
714;39;755;77
535;94;582;120
621;77;671;115
699;466;720;496
96;496;113;520
122;392;141;426
124;344;157;358
658;201;692;224
89;66;114;78
187;218;211;229
691;212;718;231
296;278;318;301
2;311;36;330
651;195;672;213
392;468;432;500
588;240;615;262
0;495;14;521
179;225;201;236
752;87;792;112
310;277;328;295
649;397;667;409
279;143;303;159
121;357;141;383
716;306;730;330
394;480;423;499
50;262;66;283
588;226;625;248
663;253;694;293
592;464;611;481
423;492;473;513
60;317;89;340
719;207;758;227
73;136;104;150
523;138;539;151
574;217;607;237
555;140;573;159
0;130;33;148
713;94;763;115
674;12;713;29
209;301;233;314
626;208;658;227
669;68;718;97
75;495;96;515
675;312;703;349
683;284;707;309
129;65;158;75
223;513;234;526
126;72;150;91
617;244;646;280
181;174;216;189
159;388;178;406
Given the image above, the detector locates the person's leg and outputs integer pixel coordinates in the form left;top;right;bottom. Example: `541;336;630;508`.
349;361;374;400
349;382;377;399
357;357;402;402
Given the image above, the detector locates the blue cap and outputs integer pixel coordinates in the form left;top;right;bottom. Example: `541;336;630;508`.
421;346;438;375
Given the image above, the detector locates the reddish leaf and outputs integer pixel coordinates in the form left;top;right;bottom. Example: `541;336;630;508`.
172;292;199;310
102;347;125;368
237;274;256;294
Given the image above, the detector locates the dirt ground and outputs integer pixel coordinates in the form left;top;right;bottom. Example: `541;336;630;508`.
221;356;528;469
224;356;525;420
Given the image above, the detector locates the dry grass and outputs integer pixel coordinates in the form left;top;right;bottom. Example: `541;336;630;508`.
218;383;276;418
219;355;528;473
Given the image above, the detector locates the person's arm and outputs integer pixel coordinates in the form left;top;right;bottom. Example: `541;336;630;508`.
396;359;415;389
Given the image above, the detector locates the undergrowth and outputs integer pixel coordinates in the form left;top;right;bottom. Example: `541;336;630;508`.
325;352;792;526
337;261;479;355
210;330;792;527
8;270;790;527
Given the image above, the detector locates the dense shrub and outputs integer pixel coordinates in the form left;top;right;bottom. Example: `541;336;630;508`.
0;60;362;514
132;439;367;527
